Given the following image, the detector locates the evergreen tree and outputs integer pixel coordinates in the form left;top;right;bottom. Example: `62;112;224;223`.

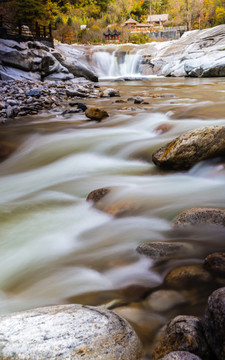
13;0;46;23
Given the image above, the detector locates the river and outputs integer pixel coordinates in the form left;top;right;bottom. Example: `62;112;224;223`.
1;46;225;358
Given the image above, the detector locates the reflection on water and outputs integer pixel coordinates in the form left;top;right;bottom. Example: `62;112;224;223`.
1;77;225;356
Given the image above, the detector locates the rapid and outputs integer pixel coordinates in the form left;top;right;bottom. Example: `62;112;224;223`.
1;45;225;356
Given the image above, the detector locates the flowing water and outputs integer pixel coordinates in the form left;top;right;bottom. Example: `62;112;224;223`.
2;47;225;358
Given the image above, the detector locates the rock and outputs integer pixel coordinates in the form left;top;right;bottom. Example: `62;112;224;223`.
152;315;211;360
136;242;193;261
85;107;109;121
0;142;16;162
159;351;203;360
173;208;225;227
154;124;174;134
134;96;144;104
87;187;111;203
0;304;143;360
152;126;225;170
25;89;42;97
69;102;87;111
204;287;225;360
6;105;15;118
204;253;225;276
165;264;212;289
103;200;140;217
102;88;120;97
66;89;87;98
146;290;186;312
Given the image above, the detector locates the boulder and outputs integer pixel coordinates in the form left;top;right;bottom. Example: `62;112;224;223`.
66;89;87;98
165;264;212;289
173;208;225;227
204;252;225;276
136;241;193;261
0;304;143;360
85;107;109;121
102;88;120;97
204;287;225;360
159;351;203;360
152;126;225;170
152;315;211;360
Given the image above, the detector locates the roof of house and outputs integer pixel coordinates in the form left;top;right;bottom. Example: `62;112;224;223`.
122;18;139;26
137;23;153;27
147;14;169;23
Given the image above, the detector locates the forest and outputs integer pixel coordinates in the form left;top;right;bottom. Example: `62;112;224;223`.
1;0;225;43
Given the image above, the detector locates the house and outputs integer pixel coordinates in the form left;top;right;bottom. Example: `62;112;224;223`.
147;14;169;27
103;28;120;42
122;18;153;33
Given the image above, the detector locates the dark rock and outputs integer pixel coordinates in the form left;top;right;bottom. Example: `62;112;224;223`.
25;89;42;97
152;315;211;360
204;287;225;360
173;208;225;228
87;187;111;203
152;126;225;170
136;242;193;261
85;107;109;121
165;264;212;289
69;102;87;111
134;96;144;104
0;304;143;360
159;351;203;360
204;253;225;276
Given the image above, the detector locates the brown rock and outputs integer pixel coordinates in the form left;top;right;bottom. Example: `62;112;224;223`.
165;264;212;289
86;187;111;203
152;315;211;360
85;107;109;121
152;126;225;170
154;124;174;134
104;200;140;217
136;241;193;261
159;351;203;360
204;252;225;276
173;208;225;228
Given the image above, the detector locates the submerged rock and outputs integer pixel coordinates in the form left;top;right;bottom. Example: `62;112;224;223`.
204;252;225;276
102;88;120;97
85;106;109;121
146;290;186;312
204;287;225;360
152;126;225;170
165;264;212;289
87;187;111;203
152;315;211;360
0;304;143;360
173;207;225;227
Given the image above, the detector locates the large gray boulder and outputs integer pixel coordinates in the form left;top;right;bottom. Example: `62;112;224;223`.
204;287;225;360
159;352;203;360
153;316;211;360
0;304;143;360
152;126;225;170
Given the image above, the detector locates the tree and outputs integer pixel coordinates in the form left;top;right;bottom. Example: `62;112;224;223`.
12;0;46;23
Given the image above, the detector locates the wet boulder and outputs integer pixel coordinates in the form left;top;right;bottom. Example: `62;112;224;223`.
152;315;211;360
152;126;225;170
204;252;225;276
159;351;203;360
136;241;193;262
85;107;109;121
204;287;225;360
173;208;225;228
0;304;143;360
102;88;120;97
165;264;212;289
87;187;111;203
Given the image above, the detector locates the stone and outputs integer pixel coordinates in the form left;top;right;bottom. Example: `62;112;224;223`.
165;264;212;289
87;187;111;203
134;96;144;104
204;287;225;360
159;351;203;360
85;107;109;121
25;89;42;97
152;315;211;360
204;252;225;276
66;89;87;98
104;200;140;217
152;126;225;170
136;241;193;261
6;105;14;118
154;124;174;134
0;304;143;360
102;88;120;97
173;208;225;228
146;290;186;312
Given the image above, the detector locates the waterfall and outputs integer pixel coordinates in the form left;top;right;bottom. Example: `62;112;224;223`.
91;46;143;79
